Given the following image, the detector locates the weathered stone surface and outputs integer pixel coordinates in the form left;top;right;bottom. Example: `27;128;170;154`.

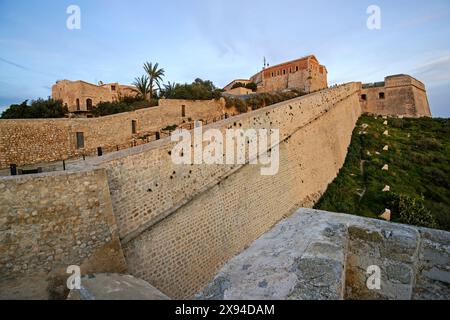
413;228;450;300
197;209;450;300
360;75;431;117
196;210;348;300
67;273;170;300
0;169;127;300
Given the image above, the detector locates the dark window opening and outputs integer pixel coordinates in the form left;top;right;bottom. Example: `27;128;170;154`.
296;66;299;72
361;94;367;101
181;105;186;117
132;120;137;134
283;69;286;75
111;85;116;91
86;98;93;111
76;132;84;149
379;92;385;99
76;99;80;111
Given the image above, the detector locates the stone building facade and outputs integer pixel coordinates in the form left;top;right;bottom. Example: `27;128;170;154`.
225;55;328;94
52;80;136;116
359;74;431;117
0;99;231;169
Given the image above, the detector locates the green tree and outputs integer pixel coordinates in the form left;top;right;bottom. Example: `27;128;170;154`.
161;78;222;100
245;82;258;92
132;75;151;101
143;62;165;105
1;98;68;119
161;81;178;98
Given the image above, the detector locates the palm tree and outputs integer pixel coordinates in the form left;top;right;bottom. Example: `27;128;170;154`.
162;81;177;98
143;62;165;104
132;75;150;101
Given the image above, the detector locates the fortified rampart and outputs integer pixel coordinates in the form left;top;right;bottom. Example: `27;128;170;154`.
0;77;440;300
0;169;127;299
359;74;431;117
0;99;227;169
117;83;361;298
0;82;363;299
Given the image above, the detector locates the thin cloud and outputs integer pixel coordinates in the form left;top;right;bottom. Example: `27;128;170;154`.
0;57;61;78
410;54;450;85
394;9;450;30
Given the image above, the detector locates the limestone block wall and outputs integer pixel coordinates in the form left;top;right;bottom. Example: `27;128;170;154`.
198;209;450;300
0;99;226;169
360;75;431;117
85;83;362;298
52;80;136;112
0;169;127;299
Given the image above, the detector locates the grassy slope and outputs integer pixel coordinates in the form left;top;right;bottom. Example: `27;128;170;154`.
315;114;450;231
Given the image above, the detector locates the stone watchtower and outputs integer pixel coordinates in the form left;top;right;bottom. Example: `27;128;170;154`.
359;74;431;117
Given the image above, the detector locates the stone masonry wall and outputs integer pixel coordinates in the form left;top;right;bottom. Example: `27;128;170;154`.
0;169;127;299
0;99;226;169
0;83;362;300
360;75;431;117
83;83;362;298
198;209;450;300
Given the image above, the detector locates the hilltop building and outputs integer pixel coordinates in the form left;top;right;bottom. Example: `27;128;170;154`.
360;74;431;117
224;55;328;95
52;80;136;117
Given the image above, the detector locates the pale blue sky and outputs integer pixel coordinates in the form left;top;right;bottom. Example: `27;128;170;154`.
0;0;449;116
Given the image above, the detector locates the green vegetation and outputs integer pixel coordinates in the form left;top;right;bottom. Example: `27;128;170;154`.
224;90;305;113
162;124;178;132
143;62;165;105
132;75;152;101
160;78;223;100
91;96;153;117
1;98;68;119
231;82;258;92
315;115;450;231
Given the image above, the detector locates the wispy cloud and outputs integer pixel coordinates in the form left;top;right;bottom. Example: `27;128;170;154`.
0;57;61;78
410;53;450;85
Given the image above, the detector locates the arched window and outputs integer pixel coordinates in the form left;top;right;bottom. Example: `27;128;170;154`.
76;99;80;111
86;99;93;111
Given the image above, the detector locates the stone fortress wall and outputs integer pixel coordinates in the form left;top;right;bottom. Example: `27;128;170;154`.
359;74;431;117
0;83;363;299
0;169;127;299
199;209;450;300
0;74;429;170
0;78;440;299
0;98;228;169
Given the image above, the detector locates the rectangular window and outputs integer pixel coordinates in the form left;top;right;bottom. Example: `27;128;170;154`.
379;92;385;99
76;132;84;149
181;105;186;117
361;94;367;101
132;120;137;134
296;66;299;72
111;85;116;91
283;70;286;75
